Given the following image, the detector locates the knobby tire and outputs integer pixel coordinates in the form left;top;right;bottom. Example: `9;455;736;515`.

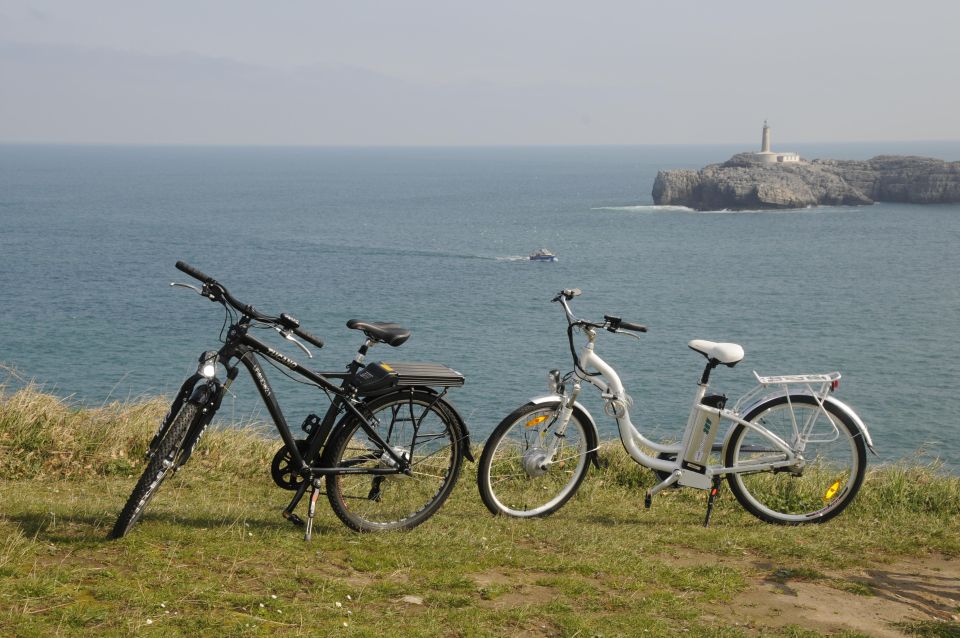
109;402;200;538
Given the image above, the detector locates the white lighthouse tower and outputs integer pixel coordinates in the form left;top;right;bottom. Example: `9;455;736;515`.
755;120;799;164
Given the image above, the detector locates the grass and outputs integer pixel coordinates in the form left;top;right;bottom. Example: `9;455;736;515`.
1;381;959;637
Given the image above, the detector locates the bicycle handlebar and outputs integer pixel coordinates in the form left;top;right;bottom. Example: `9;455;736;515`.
554;288;647;376
604;315;648;333
174;261;325;349
553;288;647;335
176;260;214;284
291;326;325;349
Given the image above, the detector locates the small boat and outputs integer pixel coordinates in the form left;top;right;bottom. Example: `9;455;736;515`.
529;248;558;262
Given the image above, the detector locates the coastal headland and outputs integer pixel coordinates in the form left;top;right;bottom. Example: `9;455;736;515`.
653;153;960;211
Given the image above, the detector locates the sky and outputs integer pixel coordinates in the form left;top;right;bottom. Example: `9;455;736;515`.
1;0;958;146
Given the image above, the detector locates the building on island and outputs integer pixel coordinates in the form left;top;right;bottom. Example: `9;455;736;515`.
755;120;800;164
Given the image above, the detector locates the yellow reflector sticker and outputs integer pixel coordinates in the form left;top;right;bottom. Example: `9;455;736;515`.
525;415;549;428
379;363;394;372
824;481;841;501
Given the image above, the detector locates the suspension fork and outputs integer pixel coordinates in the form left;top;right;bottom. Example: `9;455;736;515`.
544;381;583;460
148;373;202;456
175;366;240;469
542;323;595;460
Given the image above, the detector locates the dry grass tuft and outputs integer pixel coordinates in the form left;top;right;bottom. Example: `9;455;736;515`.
0;377;273;481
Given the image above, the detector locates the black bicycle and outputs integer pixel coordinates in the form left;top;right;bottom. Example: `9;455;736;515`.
110;262;472;539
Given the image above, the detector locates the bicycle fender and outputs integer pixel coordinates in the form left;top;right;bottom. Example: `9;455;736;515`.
529;394;602;468
825;396;876;456
729;391;876;457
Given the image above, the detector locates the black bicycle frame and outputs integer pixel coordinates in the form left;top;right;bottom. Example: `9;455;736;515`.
213;320;410;479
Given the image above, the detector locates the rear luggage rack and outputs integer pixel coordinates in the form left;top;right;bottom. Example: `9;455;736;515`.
753;371;841;385
733;371;841;415
354;361;465;396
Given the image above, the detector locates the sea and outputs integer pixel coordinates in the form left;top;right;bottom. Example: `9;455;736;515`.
2;142;959;473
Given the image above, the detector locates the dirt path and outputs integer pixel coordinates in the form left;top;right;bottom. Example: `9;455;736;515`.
697;553;959;636
468;551;959;636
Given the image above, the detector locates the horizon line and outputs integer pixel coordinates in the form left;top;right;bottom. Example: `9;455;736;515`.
3;138;960;150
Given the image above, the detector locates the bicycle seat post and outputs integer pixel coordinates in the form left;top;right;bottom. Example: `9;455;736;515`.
352;338;376;368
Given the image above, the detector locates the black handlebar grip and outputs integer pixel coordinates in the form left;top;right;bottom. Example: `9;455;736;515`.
620;321;648;333
176;261;214;284
294;327;324;349
279;313;300;330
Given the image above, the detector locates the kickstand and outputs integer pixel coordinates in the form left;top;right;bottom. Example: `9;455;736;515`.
703;476;722;527
305;480;321;541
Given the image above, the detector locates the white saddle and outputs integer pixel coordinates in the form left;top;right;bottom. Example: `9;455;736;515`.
688;339;745;366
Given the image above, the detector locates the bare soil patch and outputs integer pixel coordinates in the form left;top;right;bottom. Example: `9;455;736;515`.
692;553;959;636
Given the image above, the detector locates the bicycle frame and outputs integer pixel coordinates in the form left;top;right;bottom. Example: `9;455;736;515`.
115;262;471;540
548;322;862;495
210;318;412;478
477;290;873;527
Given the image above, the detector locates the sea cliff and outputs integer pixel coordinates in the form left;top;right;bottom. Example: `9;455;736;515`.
652;154;960;211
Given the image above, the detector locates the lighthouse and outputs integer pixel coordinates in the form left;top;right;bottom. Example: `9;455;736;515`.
755;121;800;164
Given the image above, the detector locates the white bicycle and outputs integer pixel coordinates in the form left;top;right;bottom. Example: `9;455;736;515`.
478;289;875;525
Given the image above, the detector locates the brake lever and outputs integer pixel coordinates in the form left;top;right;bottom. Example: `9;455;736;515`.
171;282;203;295
277;327;313;359
613;328;644;342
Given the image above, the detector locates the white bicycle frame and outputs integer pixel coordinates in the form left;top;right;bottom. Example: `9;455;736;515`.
543;299;874;498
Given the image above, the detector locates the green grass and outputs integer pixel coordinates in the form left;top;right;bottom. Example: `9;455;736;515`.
895;620;960;638
2;382;959;637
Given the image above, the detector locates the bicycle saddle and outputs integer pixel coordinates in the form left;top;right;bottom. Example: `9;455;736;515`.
687;339;745;367
346;320;411;347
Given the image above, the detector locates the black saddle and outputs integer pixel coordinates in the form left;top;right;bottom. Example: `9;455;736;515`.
346;320;411;347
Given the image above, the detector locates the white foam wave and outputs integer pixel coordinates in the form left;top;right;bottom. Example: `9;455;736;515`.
591;205;695;213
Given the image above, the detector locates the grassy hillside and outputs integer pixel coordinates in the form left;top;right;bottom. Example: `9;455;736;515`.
1;384;958;637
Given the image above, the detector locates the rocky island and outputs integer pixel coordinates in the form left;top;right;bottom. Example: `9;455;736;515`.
652;123;960;211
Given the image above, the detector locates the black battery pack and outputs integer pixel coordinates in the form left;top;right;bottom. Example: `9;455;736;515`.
353;361;465;396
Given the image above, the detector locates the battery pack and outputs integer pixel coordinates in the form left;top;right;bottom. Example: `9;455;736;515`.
353;361;465;396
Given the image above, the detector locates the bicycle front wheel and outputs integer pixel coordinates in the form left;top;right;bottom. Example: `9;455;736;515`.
478;401;590;518
324;390;465;532
725;394;866;525
109;401;200;538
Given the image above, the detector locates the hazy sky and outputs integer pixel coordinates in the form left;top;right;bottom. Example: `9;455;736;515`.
1;0;957;145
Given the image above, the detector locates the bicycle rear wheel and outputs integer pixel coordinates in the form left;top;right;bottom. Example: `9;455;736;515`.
109;401;200;538
725;394;866;524
324;390;464;532
478;401;590;518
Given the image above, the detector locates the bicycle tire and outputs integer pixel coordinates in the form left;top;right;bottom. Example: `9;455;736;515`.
109;401;200;538
478;400;590;518
324;390;465;532
724;394;866;525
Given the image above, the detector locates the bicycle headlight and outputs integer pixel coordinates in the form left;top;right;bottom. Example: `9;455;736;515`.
197;351;219;379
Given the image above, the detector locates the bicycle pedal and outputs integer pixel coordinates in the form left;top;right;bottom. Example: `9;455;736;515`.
644;493;652;509
282;511;305;527
367;477;385;502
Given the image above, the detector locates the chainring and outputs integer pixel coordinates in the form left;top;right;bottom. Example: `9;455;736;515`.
270;439;311;490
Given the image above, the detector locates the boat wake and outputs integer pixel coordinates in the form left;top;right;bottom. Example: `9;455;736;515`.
591;205;695;213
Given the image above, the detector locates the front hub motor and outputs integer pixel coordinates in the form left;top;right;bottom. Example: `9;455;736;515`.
522;447;551;478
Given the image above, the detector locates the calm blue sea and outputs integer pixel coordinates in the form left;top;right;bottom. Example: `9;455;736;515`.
2;143;959;472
